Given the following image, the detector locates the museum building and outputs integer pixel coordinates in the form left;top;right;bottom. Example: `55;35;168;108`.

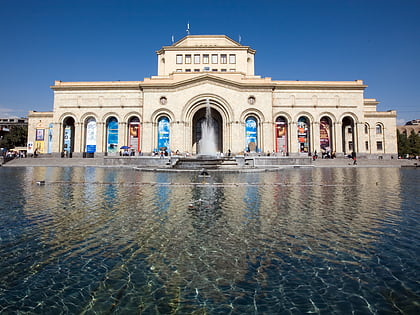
28;35;397;158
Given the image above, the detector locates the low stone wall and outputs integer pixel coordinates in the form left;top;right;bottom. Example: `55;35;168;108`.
103;156;171;167
237;156;312;167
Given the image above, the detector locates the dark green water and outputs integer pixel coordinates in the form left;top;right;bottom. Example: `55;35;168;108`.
0;167;419;314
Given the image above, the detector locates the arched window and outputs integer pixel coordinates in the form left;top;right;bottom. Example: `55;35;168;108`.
106;117;118;153
85;117;97;153
275;116;288;154
157;116;170;151
128;117;140;152
364;123;369;134
245;116;258;152
376;124;383;134
297;116;310;153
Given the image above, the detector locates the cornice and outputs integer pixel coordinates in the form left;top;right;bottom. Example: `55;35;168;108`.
51;81;143;91
140;74;275;91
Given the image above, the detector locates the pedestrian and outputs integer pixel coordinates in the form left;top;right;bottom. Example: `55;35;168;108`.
351;151;357;165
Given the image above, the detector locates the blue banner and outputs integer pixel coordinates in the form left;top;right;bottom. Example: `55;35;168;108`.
107;118;118;152
158;117;170;150
245;117;257;151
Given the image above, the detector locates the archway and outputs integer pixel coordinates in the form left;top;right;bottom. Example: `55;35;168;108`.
342;116;355;154
275;116;288;155
320;116;333;153
62;117;75;154
192;107;223;154
297;116;310;154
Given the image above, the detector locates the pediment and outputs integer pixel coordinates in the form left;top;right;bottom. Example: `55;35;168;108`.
173;35;241;48
142;74;274;91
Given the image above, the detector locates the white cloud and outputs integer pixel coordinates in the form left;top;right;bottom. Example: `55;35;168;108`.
0;106;28;118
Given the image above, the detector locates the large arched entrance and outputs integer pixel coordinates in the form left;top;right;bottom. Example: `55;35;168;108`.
62;117;75;154
342;116;355;154
192;106;223;154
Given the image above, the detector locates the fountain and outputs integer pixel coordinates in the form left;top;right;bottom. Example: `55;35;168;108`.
198;98;217;158
173;98;224;169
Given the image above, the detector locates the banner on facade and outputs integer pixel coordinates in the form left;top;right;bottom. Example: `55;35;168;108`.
107;119;118;153
320;119;330;151
245;117;257;151
86;119;97;153
157;117;170;150
64;127;72;152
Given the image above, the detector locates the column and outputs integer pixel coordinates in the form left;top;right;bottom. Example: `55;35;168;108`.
334;122;343;156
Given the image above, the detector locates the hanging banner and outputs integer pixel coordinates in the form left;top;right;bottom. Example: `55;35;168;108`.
36;129;44;141
276;120;287;153
157;117;170;150
107;118;119;153
245;117;257;151
64;127;72;153
129;122;140;151
86;119;97;153
48;124;53;153
297;118;309;153
320;118;330;151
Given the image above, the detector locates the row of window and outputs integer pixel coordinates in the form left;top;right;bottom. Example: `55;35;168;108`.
176;53;236;65
363;123;384;134
176;68;236;73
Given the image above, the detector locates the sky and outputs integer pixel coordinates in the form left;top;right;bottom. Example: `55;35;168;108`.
0;0;419;125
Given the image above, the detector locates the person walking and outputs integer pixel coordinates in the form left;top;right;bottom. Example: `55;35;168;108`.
351;151;357;165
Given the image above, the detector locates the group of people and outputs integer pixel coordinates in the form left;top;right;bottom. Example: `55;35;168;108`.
4;150;26;158
312;149;336;160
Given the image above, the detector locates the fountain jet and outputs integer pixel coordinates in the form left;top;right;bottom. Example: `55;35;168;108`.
198;98;217;157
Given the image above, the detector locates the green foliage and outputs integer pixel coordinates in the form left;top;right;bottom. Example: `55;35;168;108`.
0;125;28;150
398;129;420;157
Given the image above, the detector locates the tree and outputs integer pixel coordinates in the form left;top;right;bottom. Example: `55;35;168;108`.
397;129;409;157
0;125;28;150
407;130;420;156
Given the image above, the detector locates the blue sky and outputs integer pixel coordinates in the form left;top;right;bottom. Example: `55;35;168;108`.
1;0;419;125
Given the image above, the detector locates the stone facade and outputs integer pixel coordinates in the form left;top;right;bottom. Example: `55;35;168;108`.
28;35;397;158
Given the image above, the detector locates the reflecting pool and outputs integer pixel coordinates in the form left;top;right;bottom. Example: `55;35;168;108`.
0;167;419;314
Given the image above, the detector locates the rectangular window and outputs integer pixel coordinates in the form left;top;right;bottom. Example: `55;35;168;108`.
365;141;369;150
211;54;218;64
212;69;218;72
194;54;200;64
220;54;227;64
203;66;210;71
185;54;191;64
176;55;183;64
229;68;236;72
194;69;200;72
229;54;236;64
376;125;382;134
376;141;383;150
221;69;227;72
185;69;191;72
176;69;182;72
349;141;353;151
348;127;352;134
203;54;209;64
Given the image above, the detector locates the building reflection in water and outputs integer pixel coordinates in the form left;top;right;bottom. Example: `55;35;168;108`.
16;166;405;311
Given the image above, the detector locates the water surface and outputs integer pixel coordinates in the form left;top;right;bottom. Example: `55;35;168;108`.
0;167;419;314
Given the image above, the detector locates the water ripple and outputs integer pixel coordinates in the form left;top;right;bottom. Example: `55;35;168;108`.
0;167;418;313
